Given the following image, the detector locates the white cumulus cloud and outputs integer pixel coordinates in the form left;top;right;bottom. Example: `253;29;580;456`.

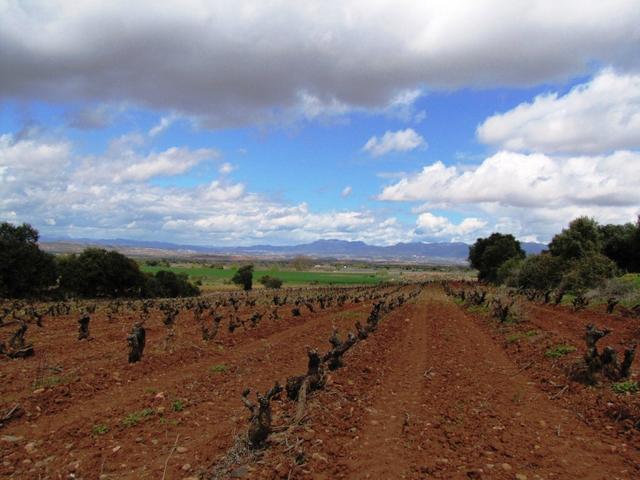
0;132;411;246
379;150;640;241
363;129;426;157
416;212;487;240
477;69;640;154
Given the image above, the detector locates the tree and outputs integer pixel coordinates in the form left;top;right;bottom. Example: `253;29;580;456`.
495;257;523;287
468;233;526;283
57;248;147;297
232;265;254;291
260;275;283;289
549;217;601;261
560;253;618;294
145;270;200;297
0;222;57;298
599;218;640;272
515;253;565;291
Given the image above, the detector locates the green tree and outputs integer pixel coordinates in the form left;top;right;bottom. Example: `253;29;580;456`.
57;248;146;297
495;257;523;286
599;219;640;272
516;253;565;291
468;233;526;283
548;217;601;261
0;222;57;298
232;265;254;291
560;253;618;294
145;270;199;297
260;275;283;289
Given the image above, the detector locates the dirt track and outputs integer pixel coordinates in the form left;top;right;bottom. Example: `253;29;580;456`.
2;285;639;479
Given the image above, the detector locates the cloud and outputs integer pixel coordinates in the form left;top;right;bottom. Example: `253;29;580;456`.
116;147;216;182
363;128;426;156
477;69;640;154
379;150;640;241
219;162;235;175
73;146;218;184
0;132;410;246
2;1;639;127
416;212;487;240
379;150;640;208
341;185;352;197
66;105;115;130
149;114;179;137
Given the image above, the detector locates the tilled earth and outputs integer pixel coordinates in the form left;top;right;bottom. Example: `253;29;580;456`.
1;285;639;479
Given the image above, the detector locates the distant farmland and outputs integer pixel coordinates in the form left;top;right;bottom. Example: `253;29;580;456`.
140;265;387;287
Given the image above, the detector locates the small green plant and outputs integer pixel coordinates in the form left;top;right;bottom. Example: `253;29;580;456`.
525;330;539;337
467;304;490;315
122;408;155;427
210;364;227;374
506;333;523;343
33;374;70;389
171;399;185;412
545;344;577;358
612;380;639;394
160;417;179;426
92;424;109;435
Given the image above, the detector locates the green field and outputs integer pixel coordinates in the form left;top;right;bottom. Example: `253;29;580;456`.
140;265;387;287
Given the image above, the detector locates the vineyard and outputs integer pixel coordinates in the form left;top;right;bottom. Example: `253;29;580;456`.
1;282;640;479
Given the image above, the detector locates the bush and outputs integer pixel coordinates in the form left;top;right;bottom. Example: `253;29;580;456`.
260;275;283;289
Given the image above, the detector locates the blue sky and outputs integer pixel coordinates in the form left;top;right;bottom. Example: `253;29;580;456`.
1;1;639;246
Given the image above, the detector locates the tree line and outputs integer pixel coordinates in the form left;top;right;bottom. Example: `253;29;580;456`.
469;216;640;298
0;223;199;299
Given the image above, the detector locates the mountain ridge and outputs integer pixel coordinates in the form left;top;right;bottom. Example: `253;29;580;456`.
41;236;547;263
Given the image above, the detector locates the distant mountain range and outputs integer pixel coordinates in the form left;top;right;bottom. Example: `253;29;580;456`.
41;237;547;264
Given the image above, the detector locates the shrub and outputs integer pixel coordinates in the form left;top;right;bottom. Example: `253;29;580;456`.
260;275;283;289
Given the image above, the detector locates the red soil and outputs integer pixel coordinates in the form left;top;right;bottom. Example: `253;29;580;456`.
2;285;639;479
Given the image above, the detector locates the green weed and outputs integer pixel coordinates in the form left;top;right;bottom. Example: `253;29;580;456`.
545;344;576;358
612;380;639;394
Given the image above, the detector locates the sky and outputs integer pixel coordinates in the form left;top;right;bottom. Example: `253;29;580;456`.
1;0;639;246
